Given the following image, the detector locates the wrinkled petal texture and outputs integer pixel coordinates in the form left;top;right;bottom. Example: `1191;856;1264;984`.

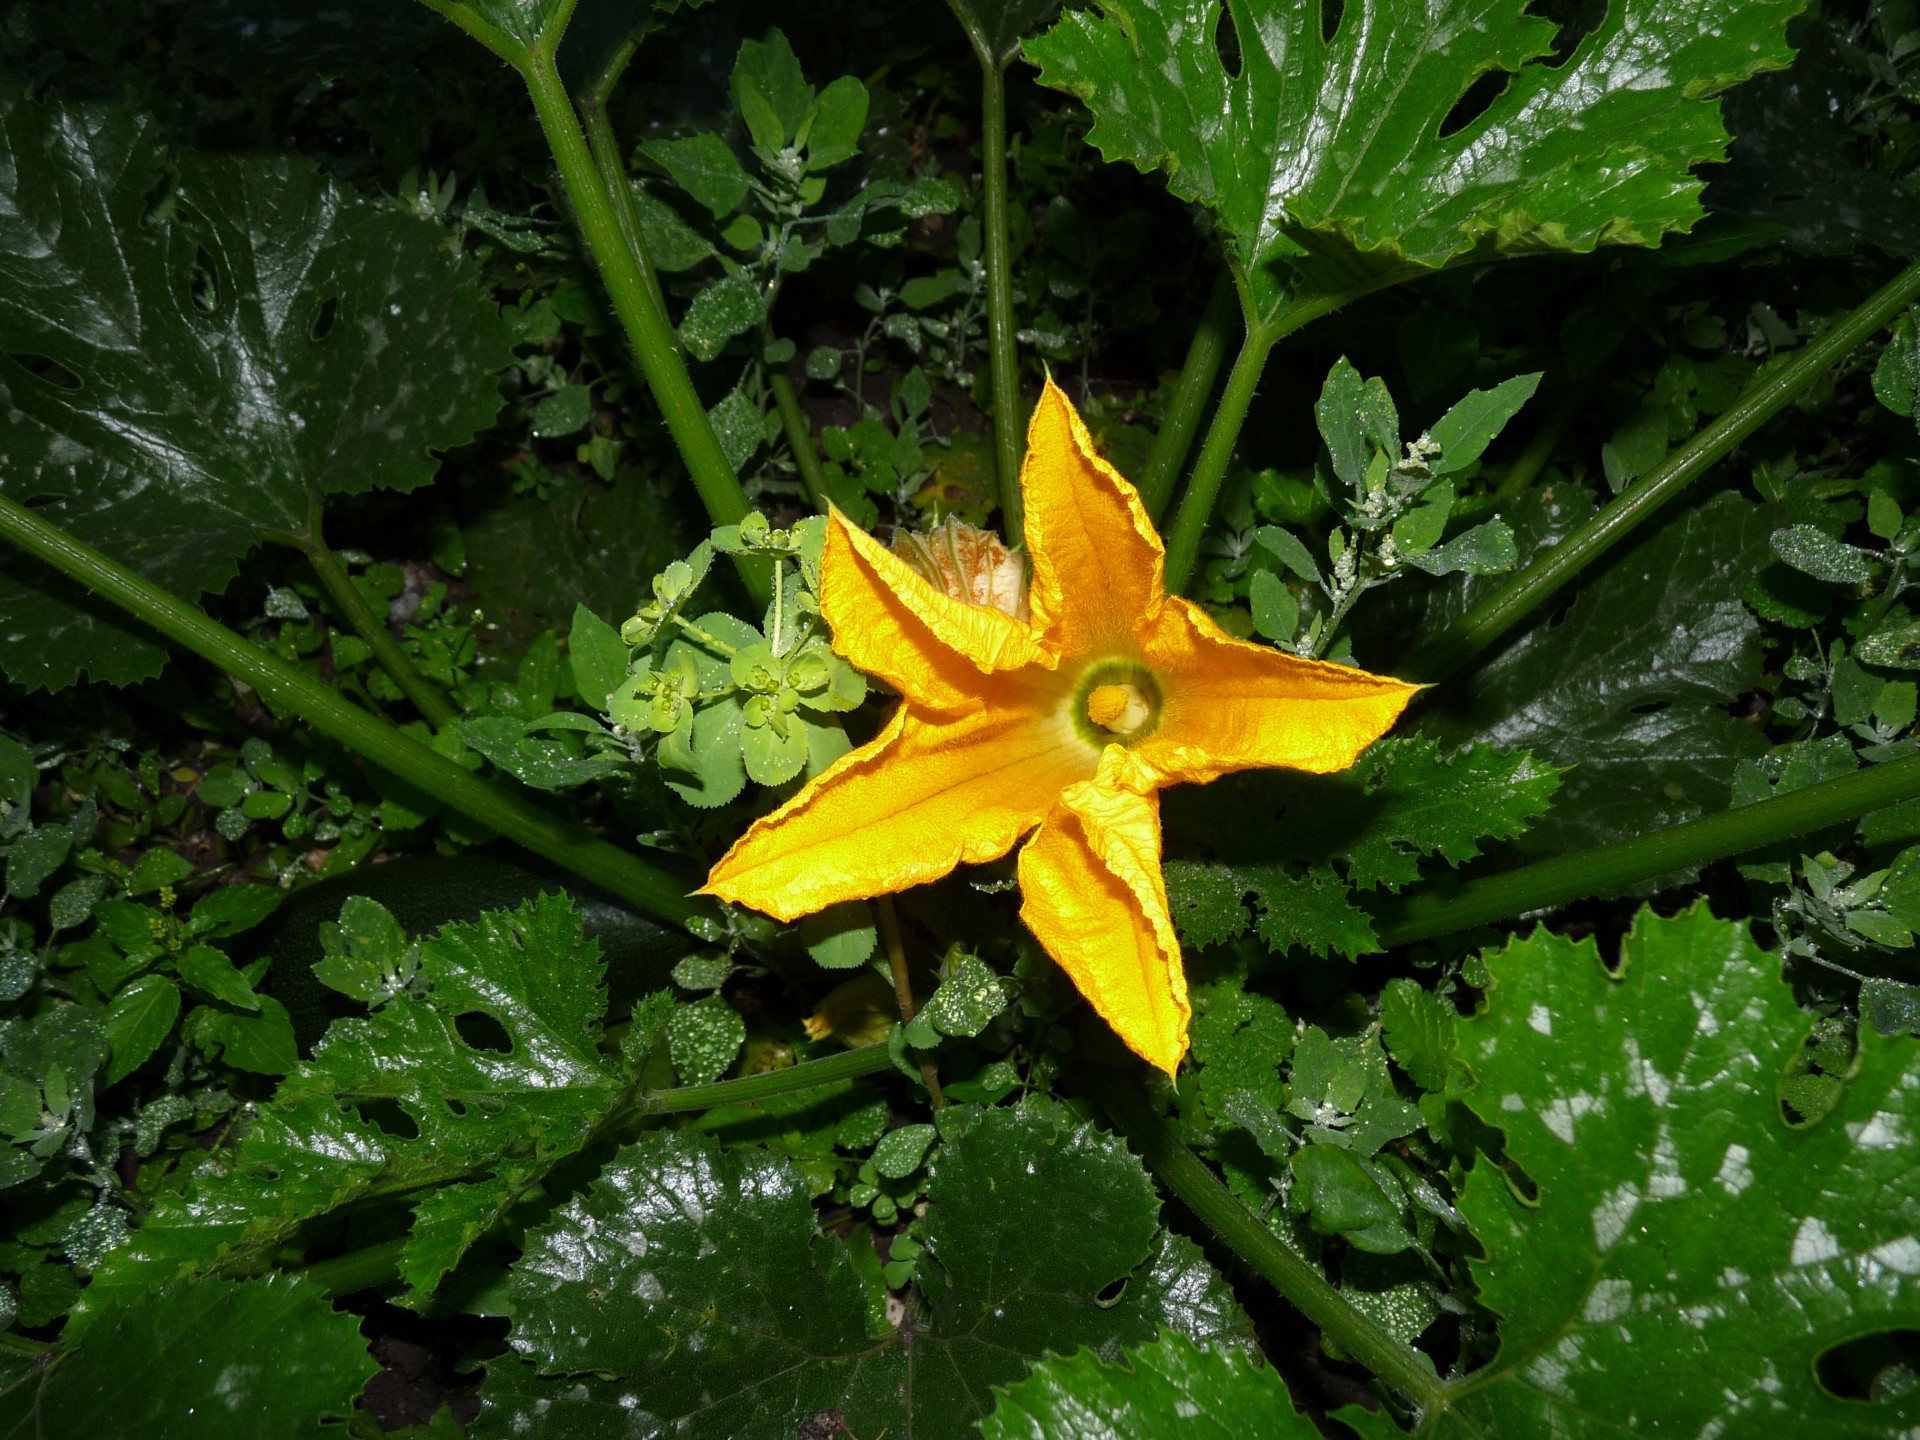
1021;380;1166;654
1019;767;1189;1076
1138;597;1420;785
703;701;1092;921
821;507;1052;713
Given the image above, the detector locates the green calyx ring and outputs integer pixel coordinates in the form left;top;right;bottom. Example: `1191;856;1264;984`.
1070;660;1163;748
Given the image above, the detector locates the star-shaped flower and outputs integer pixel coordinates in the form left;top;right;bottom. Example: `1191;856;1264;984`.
704;380;1417;1074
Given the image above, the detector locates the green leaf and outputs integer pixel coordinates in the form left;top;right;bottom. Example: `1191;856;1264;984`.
127;847;193;897
1248;569;1299;642
1028;0;1798;318
457;715;623;791
1873;312;1919;421
189;884;281;938
921;955;1009;1038
805;76;869;171
1285;1025;1422;1157
479;1100;1251;1440
1290;1144;1412;1254
1430;373;1543;474
1771;523;1883;584
102;975;181;1085
1403;518;1519;576
1253;525;1322;585
1379;978;1456;1093
799;901;878;970
566;603;628;712
642;132;751;218
187;995;297;1075
679;271;765;362
731;30;813;153
0;92;512;690
873;1122;937;1179
75;896;627;1321
947;0;1064;66
983;1333;1321;1440
4;825;70;900
1405;905;1920;1437
667;993;744;1084
529;383;592;439
177;944;259;1012
1414;491;1770;859
1;1275;374;1439
628;182;716;272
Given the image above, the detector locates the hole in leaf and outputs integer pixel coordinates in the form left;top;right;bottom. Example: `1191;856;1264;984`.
1771;193;1806;206
1320;0;1344;42
1545;597;1576;628
7;353;83;391
445;1097;468;1118
1093;1276;1128;1307
1628;700;1671;716
1816;1329;1920;1401
350;1097;420;1140
1778;1017;1854;1127
1524;0;1608;67
1214;3;1242;77
310;296;339;342
1439;69;1514;138
188;246;220;315
454;1010;513;1054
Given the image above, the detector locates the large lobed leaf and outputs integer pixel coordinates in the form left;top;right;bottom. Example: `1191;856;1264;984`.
477;1099;1251;1440
0;90;512;689
1163;737;1559;958
73;896;627;1328
1;1275;374;1439
1027;0;1801;314
1349;905;1920;1437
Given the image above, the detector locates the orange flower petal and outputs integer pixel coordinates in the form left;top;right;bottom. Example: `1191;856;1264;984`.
1018;758;1189;1076
704;699;1092;922
1137;596;1420;784
1020;379;1166;654
821;508;1053;713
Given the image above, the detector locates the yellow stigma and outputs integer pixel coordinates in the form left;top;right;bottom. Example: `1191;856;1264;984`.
1087;682;1151;735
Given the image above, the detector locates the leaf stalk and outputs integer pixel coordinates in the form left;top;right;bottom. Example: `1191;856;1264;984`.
1375;750;1920;945
0;489;719;936
1139;266;1238;522
1404;256;1920;682
967;42;1026;544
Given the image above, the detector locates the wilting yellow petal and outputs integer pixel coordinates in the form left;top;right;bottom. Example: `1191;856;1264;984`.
821;508;1053;713
704;697;1093;921
1018;757;1189;1076
1137;597;1420;785
1020;380;1166;654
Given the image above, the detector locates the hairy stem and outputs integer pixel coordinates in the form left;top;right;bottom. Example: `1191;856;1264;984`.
1139;267;1238;522
877;896;945;1106
0;490;719;936
1163;325;1278;595
977;59;1024;544
1375;750;1920;946
1100;1080;1444;1412
578;87;671;327
519;45;771;604
1404;257;1920;682
764;327;831;512
292;505;457;730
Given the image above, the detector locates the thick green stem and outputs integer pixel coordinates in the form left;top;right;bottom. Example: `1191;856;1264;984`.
0;490;719;937
1405;258;1920;682
1164;326;1279;595
1375;751;1920;947
764;328;831;513
294;508;458;730
301;1042;894;1296
519;46;770;605
1139;267;1238;522
1100;1080;1444;1412
579;90;672;328
977;60;1024;544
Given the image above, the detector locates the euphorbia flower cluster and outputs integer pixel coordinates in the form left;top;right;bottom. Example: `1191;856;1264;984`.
705;381;1416;1074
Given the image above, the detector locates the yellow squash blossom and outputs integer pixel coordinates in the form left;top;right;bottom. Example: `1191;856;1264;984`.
704;380;1417;1075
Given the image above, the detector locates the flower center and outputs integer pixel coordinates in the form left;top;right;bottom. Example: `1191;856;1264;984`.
1070;663;1162;747
1087;683;1151;735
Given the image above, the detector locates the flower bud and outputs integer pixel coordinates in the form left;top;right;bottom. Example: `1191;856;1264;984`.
891;517;1029;622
